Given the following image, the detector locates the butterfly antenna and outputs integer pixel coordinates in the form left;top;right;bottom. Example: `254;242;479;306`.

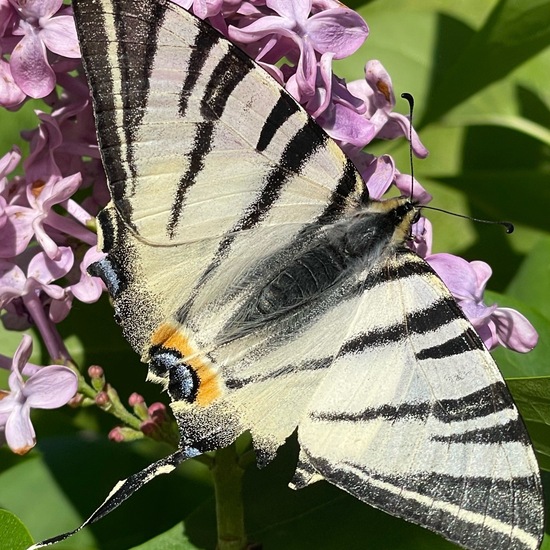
401;92;415;199
399;92;513;234
422;205;514;233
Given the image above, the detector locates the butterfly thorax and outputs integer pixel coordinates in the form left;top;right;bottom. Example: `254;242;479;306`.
223;196;418;339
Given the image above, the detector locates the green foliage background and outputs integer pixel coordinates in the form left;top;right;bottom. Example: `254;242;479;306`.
1;0;549;548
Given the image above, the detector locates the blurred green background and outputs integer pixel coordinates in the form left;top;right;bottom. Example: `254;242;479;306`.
1;0;549;548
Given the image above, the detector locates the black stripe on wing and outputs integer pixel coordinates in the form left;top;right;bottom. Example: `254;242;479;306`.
225;356;334;390
168;120;216;239
340;295;462;354
231;117;329;235
310;381;516;424
114;1;168;196
178;23;220;116
256;90;301;152
168;43;256;237
416;327;484;359
430;416;530;445
358;248;432;293
315;158;366;225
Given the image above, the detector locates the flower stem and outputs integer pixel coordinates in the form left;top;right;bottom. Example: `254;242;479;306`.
211;443;247;550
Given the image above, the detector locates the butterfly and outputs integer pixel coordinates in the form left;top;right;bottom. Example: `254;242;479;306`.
31;0;544;548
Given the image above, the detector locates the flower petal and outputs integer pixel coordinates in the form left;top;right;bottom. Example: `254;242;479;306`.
0;59;26;109
10;26;56;98
410;216;433;258
394;172;432;204
23;366;77;408
11;334;33;377
306;9;368;58
378;113;429;158
0;206;36;258
470;260;492;296
365;59;395;109
426;253;479;301
27;246;74;283
0;259;26;297
71;246;105;303
228;15;295;43
294;36;317;98
40;15;80;58
17;0;62;20
475;319;499;351
267;0;311;22
5;401;35;454
492;307;539;353
361;154;395;200
320;102;375;147
0;147;22;179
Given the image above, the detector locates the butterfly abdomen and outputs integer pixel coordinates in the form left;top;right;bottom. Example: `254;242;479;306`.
256;199;417;313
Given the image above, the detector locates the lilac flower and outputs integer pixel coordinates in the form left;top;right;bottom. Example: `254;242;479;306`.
347;150;431;203
69;246;105;304
409;214;432;259
321;101;377;147
409;219;538;352
9;0;80;99
0;146;21;186
0;247;74;357
0;334;77;454
425;254;538;353
0;172;83;259
293;52;366;120
347;60;429;159
229;0;368;98
0;0;17;35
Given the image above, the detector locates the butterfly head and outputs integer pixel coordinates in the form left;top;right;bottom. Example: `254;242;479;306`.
364;196;421;248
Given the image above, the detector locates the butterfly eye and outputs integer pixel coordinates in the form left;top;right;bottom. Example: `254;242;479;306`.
412;209;421;224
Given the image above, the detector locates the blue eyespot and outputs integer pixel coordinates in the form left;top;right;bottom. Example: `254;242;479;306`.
149;346;199;402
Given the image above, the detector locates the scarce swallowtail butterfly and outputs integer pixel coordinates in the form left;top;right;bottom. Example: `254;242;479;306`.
32;0;544;548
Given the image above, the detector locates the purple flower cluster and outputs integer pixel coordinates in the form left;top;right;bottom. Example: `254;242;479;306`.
0;0;537;455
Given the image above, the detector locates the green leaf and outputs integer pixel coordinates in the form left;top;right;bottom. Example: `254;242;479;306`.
0;452;98;549
506;236;550;319
131;523;202;550
422;0;550;125
0;509;33;550
507;376;550;471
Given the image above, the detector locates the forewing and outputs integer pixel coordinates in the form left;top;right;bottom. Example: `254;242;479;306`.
74;0;365;355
